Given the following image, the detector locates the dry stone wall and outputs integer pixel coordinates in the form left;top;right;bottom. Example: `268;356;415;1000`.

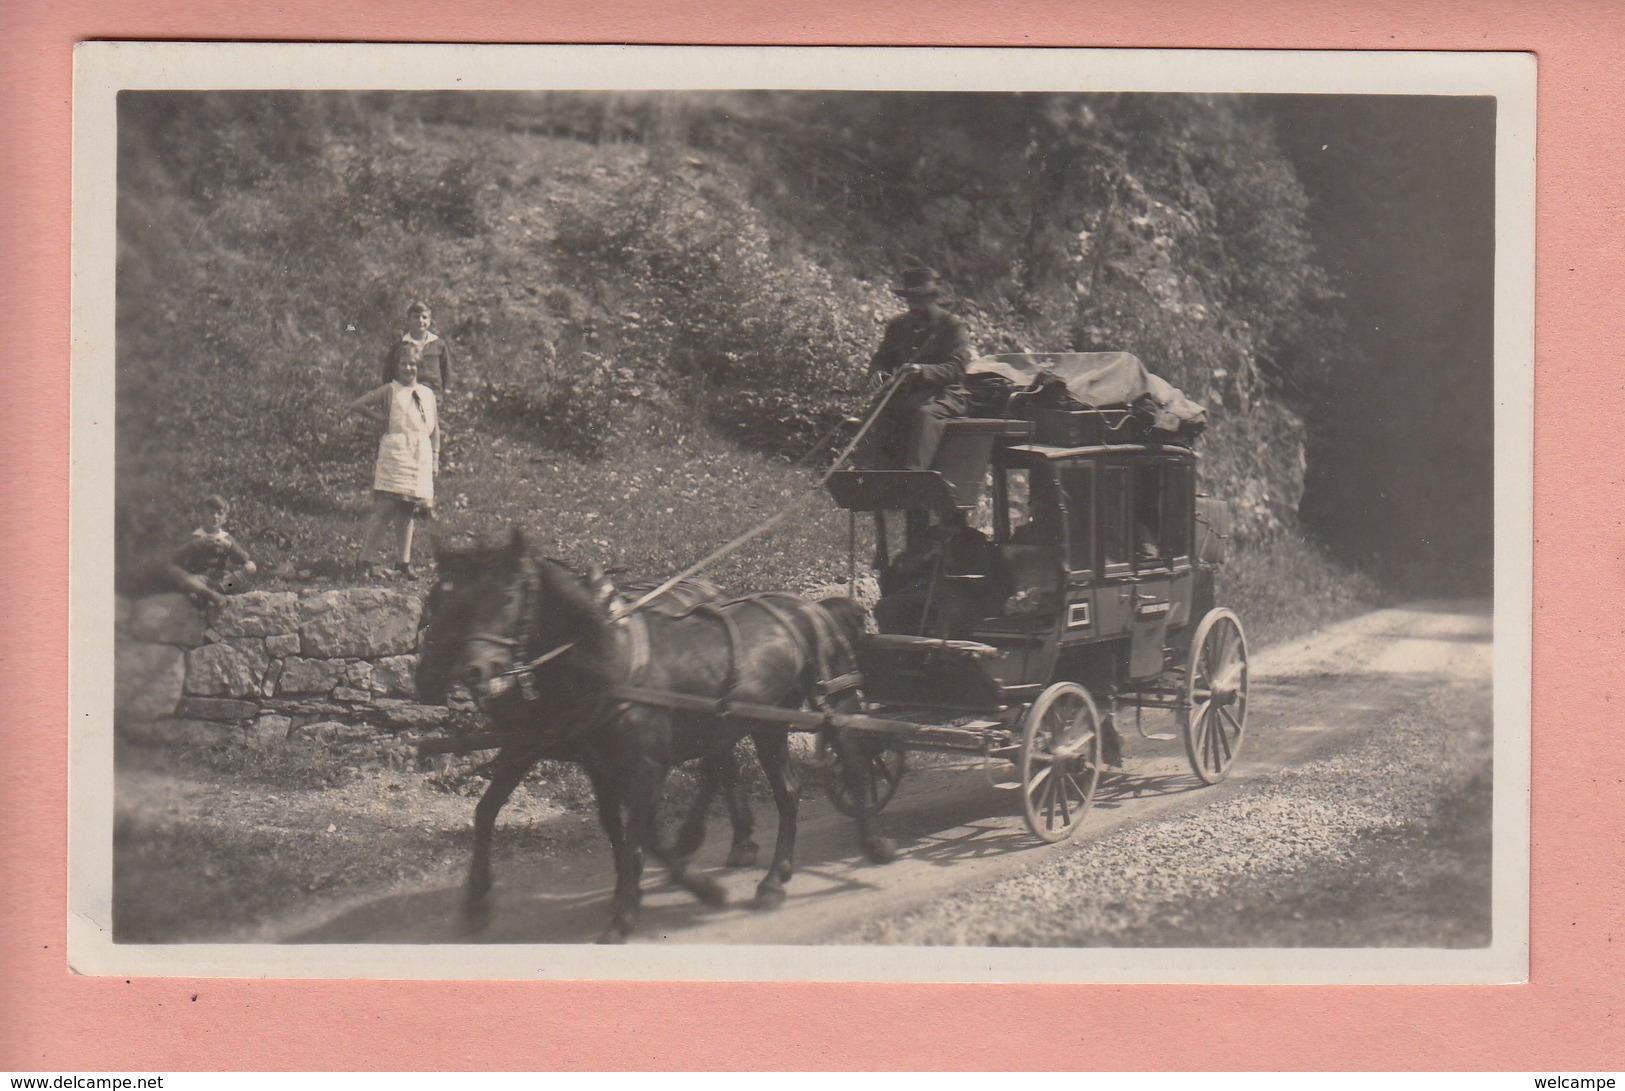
114;587;463;755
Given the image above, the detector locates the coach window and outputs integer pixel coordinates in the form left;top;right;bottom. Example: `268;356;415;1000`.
970;467;999;538
995;465;1033;543
1099;463;1131;574
1133;461;1166;565
1163;461;1193;564
1057;463;1095;575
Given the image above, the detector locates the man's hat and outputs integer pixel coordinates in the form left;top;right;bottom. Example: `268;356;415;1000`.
893;266;945;299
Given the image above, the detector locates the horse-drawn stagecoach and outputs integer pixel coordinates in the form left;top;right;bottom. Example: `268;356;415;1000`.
415;352;1250;940
819;351;1247;841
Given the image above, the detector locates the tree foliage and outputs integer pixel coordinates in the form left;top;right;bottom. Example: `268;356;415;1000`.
714;92;1336;533
115;90;1345;572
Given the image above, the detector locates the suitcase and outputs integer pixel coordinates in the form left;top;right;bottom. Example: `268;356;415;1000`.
1034;407;1134;446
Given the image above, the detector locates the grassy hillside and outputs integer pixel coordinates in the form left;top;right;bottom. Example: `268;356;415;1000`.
114;92;1370;625
117;97;880;580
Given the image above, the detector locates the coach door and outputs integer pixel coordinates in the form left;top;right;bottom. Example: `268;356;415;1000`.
1093;458;1177;680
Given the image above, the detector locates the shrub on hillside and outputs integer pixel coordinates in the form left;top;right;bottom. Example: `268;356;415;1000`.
476;354;642;458
552;167;877;456
338;151;493;239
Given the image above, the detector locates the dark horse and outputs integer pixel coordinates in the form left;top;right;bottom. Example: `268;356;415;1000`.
414;529;895;943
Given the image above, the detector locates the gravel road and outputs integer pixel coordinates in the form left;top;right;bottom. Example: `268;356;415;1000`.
287;599;1494;949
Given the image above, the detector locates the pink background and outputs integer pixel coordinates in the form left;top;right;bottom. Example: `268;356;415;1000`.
3;0;1619;1071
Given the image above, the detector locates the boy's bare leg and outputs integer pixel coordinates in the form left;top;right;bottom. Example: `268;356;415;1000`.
167;565;225;606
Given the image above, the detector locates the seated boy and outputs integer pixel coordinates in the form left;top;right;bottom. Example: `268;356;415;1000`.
167;494;256;607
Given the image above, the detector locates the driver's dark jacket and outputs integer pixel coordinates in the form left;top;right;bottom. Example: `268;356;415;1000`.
864;305;972;469
868;306;972;396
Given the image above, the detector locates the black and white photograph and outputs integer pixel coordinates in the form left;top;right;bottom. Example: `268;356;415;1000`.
73;44;1532;982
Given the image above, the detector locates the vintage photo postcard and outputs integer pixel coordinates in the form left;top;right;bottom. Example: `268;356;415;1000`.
71;43;1533;983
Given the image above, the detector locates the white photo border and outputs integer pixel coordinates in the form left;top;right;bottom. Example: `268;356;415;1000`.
70;42;1535;983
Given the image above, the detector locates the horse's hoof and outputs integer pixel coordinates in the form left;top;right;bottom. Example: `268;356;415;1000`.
752;883;786;912
862;836;898;865
725;841;760;869
689;874;729;908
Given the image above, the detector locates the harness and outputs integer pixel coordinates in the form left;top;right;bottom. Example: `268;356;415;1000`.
466;557;580;706
471;561;859;731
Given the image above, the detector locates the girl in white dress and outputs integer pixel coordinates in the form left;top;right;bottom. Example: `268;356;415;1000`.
349;349;439;578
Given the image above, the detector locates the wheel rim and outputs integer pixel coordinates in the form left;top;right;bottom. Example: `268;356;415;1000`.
1183;608;1249;784
828;744;906;817
1019;683;1102;843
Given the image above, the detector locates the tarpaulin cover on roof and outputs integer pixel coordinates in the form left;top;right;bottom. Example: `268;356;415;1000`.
968;352;1207;427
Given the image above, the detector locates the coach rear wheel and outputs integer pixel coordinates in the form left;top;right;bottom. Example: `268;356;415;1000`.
1018;682;1102;844
1183;607;1249;785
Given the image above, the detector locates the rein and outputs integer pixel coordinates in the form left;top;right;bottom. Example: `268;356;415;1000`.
469;556;645;715
468;557;583;704
452;556;863;749
498;639;581;682
627;368;910;612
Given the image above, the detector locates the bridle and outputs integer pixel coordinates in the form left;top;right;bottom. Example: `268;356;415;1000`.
460;555;579;704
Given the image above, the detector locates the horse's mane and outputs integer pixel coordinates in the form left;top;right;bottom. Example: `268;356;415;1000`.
533;555;616;636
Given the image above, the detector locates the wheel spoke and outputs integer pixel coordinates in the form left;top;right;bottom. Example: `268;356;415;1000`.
1191;698;1213;748
875;754;900;789
1061;769;1089;809
1212;661;1245;694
